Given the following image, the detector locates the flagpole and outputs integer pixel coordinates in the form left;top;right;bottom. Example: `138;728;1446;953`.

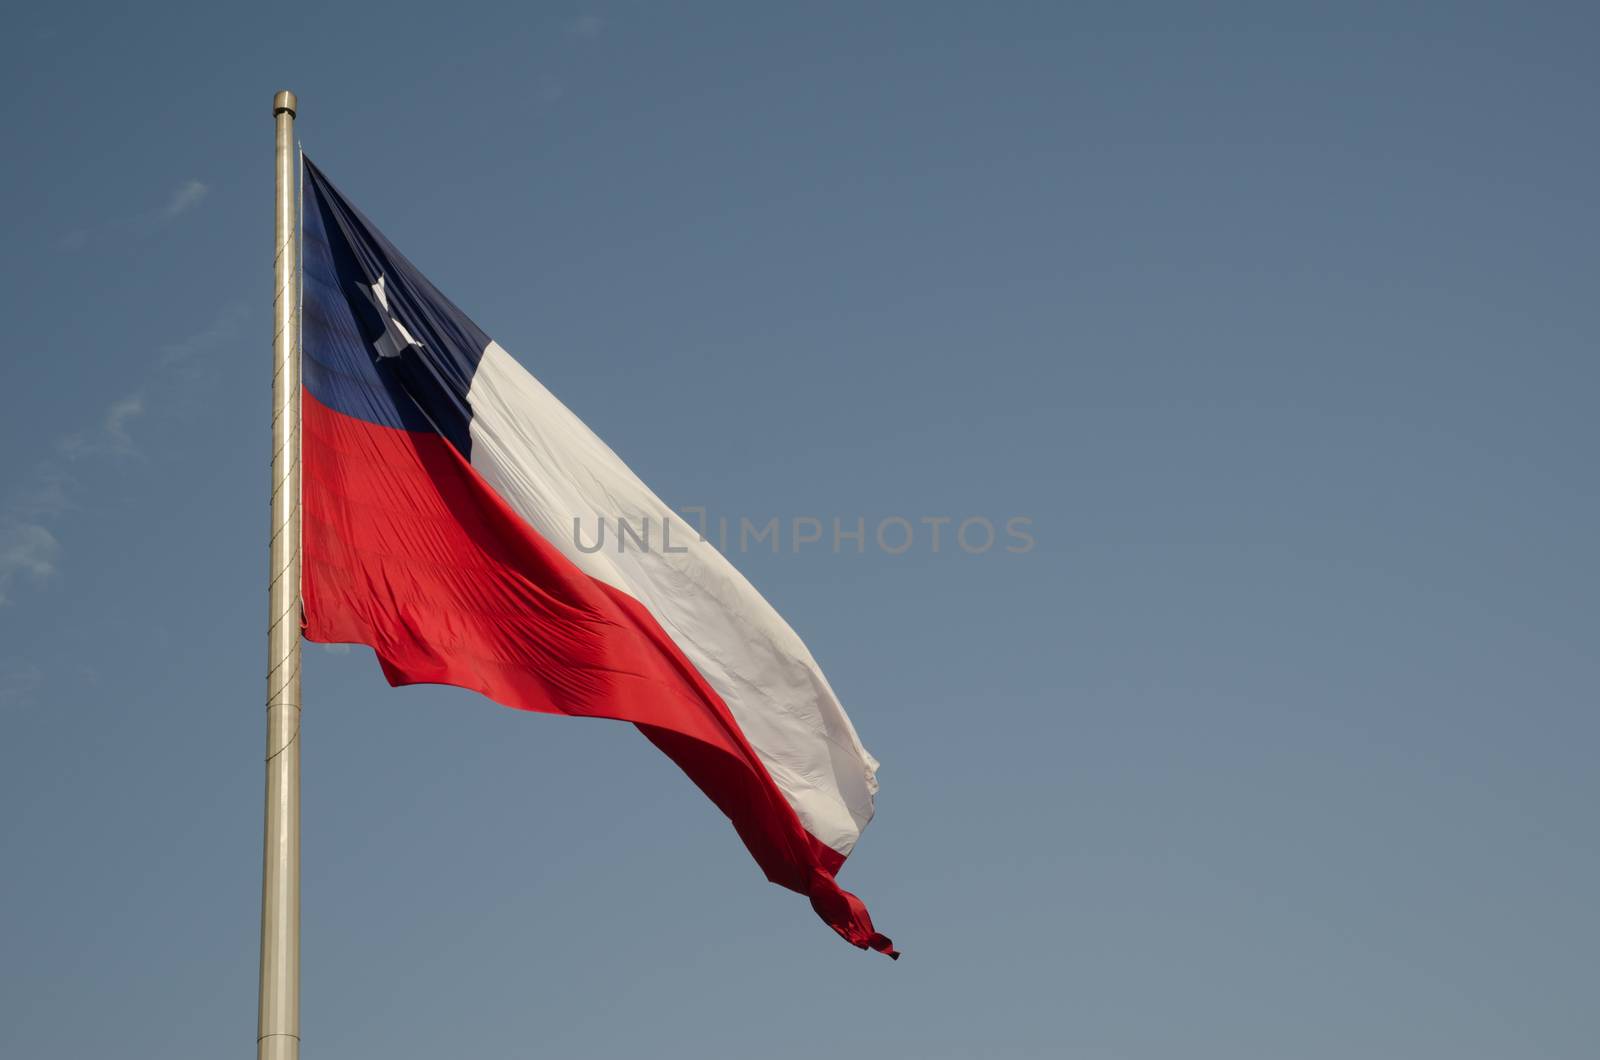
259;88;302;1060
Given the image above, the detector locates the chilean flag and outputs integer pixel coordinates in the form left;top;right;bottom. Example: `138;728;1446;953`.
299;158;895;957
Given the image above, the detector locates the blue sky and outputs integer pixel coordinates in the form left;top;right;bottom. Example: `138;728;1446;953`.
2;3;1596;1057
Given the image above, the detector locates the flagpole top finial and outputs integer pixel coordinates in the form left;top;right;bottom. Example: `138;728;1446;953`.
273;90;297;117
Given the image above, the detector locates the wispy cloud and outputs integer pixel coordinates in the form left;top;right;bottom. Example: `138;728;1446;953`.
0;305;244;605
57;394;146;461
2;390;142;598
60;177;212;251
160;304;248;370
0;522;60;605
163;179;209;219
567;13;605;38
104;395;145;452
0;659;43;705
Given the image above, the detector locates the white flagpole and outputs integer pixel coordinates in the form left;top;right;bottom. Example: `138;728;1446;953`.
259;88;302;1060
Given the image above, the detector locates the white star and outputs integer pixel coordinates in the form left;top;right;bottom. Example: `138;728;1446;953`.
361;274;422;359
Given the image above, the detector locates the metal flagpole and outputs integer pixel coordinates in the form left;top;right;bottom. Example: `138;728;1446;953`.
260;88;302;1060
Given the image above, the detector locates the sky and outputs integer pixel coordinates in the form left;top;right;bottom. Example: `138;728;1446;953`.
1;3;1597;1057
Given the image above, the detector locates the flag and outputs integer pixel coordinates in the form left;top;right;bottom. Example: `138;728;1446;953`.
298;158;895;957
